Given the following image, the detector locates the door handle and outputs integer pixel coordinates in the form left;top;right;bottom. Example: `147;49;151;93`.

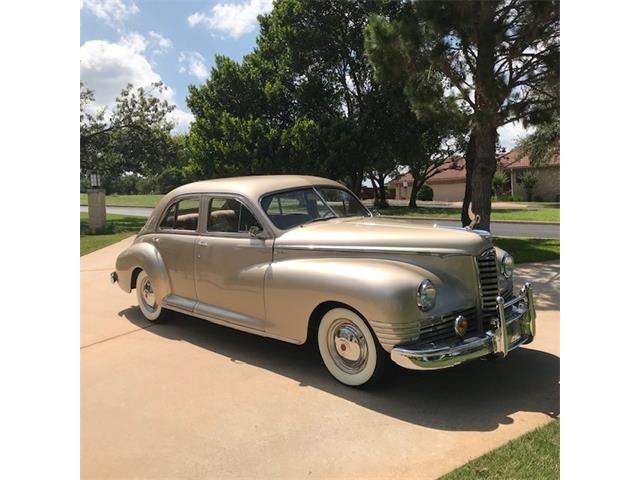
197;241;208;247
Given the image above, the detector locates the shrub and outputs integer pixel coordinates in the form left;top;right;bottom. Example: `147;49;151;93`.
416;184;434;201
492;169;510;197
520;171;539;201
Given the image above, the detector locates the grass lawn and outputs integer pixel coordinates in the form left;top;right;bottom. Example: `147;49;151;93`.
80;213;147;256
80;193;164;208
493;237;560;263
379;206;560;223
440;419;559;480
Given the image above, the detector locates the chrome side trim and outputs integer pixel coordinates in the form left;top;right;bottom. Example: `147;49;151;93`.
276;245;470;256
163;304;303;345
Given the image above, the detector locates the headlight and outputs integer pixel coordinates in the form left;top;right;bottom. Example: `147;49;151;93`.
417;279;437;311
501;254;514;278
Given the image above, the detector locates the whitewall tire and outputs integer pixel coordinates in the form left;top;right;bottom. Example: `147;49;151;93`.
135;270;167;322
317;308;386;387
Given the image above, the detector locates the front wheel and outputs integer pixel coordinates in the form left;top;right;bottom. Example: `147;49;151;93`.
135;270;169;322
317;308;387;387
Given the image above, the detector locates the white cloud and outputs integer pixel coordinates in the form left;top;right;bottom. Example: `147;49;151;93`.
188;0;273;38
498;121;532;151
118;32;147;53
167;109;195;132
81;0;139;28
80;34;191;132
148;31;173;54
179;51;209;80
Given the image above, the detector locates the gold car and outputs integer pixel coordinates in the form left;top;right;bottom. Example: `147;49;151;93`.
112;175;535;387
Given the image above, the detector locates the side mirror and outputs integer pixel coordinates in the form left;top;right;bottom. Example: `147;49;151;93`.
371;209;381;217
248;226;264;238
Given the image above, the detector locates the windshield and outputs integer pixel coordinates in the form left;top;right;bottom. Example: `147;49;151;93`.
260;187;370;230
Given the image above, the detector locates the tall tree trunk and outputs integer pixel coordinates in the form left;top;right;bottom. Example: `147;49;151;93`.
370;173;380;206
376;172;388;208
408;175;423;209
471;125;497;231
461;132;476;227
472;2;498;231
349;170;363;198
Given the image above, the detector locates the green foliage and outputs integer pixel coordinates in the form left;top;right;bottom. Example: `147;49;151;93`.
520;171;539;201
492;169;510;197
416;184;434;201
80;82;179;182
186;0;461;196
516;114;560;166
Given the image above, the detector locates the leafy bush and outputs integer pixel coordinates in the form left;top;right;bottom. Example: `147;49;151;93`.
416;184;434;201
520;171;539;201
493;169;510;196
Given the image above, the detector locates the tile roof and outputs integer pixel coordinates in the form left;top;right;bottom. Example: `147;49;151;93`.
388;149;559;185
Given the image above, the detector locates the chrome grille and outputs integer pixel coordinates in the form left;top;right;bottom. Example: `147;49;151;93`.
418;307;477;344
476;248;500;328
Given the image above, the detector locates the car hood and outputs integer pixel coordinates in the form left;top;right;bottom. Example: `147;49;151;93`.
274;216;493;256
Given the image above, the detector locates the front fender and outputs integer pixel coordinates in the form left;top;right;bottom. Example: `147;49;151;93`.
264;257;447;351
115;241;171;302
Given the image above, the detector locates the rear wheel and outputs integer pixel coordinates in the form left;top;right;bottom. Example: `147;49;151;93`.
135;270;169;322
317;308;387;387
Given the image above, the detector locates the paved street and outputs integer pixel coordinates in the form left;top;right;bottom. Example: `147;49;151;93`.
81;237;559;479
80;205;560;238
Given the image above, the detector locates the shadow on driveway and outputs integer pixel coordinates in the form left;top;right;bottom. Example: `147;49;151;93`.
119;307;559;433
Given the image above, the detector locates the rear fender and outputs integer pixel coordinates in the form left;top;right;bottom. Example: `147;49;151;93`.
115;241;171;302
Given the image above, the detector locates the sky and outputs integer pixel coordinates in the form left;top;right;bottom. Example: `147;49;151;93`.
80;0;525;148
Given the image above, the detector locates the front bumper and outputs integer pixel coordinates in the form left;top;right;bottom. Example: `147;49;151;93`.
390;283;536;370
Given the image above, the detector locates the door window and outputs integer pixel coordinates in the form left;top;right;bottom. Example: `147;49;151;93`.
159;198;200;231
207;197;261;233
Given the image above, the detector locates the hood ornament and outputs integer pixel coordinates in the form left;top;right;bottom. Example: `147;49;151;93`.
465;214;480;231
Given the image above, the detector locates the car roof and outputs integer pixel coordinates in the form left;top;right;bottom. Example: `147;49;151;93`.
166;175;346;203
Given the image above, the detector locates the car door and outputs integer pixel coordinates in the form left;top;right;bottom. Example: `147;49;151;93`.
148;195;200;310
194;194;273;331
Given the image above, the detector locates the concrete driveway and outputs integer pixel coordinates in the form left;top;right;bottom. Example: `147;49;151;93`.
81;237;559;479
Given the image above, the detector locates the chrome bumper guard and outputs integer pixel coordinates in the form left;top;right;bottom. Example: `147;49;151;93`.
390;283;536;370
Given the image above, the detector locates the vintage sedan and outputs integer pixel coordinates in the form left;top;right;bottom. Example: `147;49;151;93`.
112;175;535;387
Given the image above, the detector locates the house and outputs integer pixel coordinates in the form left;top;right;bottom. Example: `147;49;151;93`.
388;149;560;202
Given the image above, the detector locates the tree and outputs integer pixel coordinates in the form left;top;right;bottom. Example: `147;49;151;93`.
516;113;559;166
80;82;177;181
187;0;408;195
365;0;559;229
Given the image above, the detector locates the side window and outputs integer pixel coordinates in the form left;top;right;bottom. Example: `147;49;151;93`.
159;203;177;229
207;197;261;233
159;198;200;231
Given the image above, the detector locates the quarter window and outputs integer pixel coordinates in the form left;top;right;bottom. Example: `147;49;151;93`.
159;198;200;231
207;197;261;233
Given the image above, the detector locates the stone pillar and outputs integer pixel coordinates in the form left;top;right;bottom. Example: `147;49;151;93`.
87;188;107;233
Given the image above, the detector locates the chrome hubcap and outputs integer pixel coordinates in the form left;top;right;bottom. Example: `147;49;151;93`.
141;278;156;310
327;320;368;374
